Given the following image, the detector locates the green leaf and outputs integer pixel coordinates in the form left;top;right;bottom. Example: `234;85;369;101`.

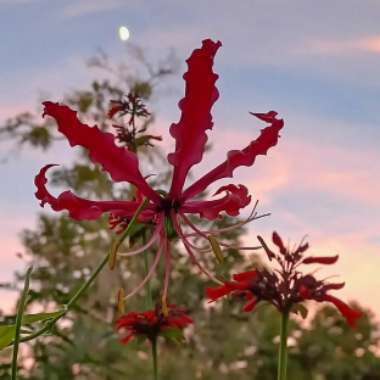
0;311;63;351
22;311;64;324
0;325;16;350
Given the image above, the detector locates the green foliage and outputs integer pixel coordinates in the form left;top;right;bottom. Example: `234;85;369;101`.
0;311;64;351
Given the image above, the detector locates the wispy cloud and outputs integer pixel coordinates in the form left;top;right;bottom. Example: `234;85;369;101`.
0;0;35;5
63;0;131;18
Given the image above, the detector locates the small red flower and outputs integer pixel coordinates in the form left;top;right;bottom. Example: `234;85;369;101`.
206;231;362;327
116;304;193;345
34;39;284;305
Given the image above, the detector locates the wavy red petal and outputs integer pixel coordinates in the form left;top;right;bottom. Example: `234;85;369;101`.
182;111;284;199
168;39;222;198
303;255;339;265
42;101;160;202
181;184;251;220
35;165;144;221
323;294;362;327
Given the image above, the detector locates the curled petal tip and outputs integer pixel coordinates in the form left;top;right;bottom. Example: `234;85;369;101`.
250;110;279;123
34;164;60;207
41;101;58;118
202;38;222;52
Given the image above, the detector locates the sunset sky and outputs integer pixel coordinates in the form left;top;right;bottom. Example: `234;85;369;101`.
0;0;379;316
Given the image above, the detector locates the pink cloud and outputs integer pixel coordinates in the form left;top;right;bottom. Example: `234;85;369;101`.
283;139;380;206
154;115;379;210
1;237;26;273
0;103;34;123
310;35;380;55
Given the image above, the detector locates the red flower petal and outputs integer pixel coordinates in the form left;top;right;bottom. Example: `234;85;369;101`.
167;315;193;329
120;333;134;345
243;297;258;312
181;184;251;220
322;282;345;291
257;235;276;261
322;294;362;327
298;285;312;299
183;111;284;199
168;39;222;198
42;101;160;202
232;270;257;283
272;231;287;256
294;242;309;255
206;283;234;301
35;165;145;221
303;255;339;265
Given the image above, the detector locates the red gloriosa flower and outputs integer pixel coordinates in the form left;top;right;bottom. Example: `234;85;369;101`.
206;231;362;327
34;39;284;305
116;304;192;345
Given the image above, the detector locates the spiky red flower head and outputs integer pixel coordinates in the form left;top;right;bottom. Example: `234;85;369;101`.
34;39;284;305
116;304;193;345
207;231;362;327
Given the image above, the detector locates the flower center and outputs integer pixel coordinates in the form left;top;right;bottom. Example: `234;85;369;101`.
158;196;181;216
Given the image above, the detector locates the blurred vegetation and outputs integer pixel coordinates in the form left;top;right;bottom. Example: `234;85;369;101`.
1;46;379;379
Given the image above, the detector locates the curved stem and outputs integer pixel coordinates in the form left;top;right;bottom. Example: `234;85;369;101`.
161;238;171;314
11;266;33;380
152;337;158;380
277;310;289;380
67;253;110;309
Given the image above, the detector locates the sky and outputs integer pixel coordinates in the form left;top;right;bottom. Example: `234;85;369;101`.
0;0;379;316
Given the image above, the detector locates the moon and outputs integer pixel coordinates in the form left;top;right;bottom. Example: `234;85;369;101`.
118;26;130;42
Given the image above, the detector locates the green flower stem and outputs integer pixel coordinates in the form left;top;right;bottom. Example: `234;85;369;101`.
68;252;110;309
15;198;148;346
11;266;33;380
152;337;158;380
277;310;289;380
